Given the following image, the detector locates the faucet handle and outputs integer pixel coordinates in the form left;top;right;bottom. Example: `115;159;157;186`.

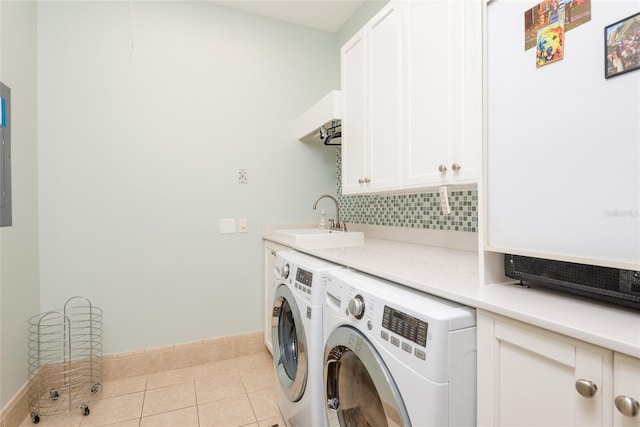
341;222;348;232
328;219;335;229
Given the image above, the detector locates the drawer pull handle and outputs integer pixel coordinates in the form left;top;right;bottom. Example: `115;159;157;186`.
575;379;597;398
615;395;639;417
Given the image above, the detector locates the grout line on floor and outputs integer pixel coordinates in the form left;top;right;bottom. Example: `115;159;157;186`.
138;376;148;425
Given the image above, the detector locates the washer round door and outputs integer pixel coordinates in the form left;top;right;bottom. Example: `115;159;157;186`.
324;325;410;427
272;283;308;402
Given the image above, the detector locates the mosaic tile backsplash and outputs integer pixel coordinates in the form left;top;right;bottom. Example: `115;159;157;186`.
336;148;478;232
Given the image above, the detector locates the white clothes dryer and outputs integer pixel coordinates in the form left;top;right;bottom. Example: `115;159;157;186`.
272;251;343;427
323;268;477;427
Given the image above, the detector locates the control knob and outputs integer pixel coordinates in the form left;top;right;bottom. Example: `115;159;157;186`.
282;263;290;279
348;295;365;319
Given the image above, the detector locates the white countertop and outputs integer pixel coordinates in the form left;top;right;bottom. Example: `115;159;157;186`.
264;230;640;359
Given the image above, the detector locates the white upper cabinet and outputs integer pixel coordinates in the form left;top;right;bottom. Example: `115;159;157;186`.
341;0;482;195
341;3;403;194
341;30;368;194
404;0;482;189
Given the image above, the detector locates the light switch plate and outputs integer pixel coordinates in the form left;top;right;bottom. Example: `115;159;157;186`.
238;169;248;184
220;218;236;234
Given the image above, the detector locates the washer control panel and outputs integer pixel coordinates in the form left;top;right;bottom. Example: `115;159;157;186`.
293;267;313;298
296;267;313;288
296;267;313;287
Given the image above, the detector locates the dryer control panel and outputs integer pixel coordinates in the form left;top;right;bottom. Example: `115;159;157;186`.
382;306;428;348
326;268;476;383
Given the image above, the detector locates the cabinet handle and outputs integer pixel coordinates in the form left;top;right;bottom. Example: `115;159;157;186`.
615;395;640;417
364;177;371;183
438;164;447;173
575;379;598;398
270;250;276;256
358;178;364;184
452;163;461;172
358;178;371;184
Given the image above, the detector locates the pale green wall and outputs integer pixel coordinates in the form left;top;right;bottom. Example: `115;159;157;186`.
0;0;39;409
0;0;386;407
37;1;339;355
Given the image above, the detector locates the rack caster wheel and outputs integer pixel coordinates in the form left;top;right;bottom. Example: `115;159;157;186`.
82;404;90;416
91;383;102;394
50;389;59;400
31;412;40;424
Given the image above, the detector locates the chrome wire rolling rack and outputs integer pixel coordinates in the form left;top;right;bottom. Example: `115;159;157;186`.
27;296;103;424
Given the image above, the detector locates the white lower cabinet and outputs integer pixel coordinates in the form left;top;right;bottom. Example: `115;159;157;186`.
614;353;640;426
478;310;640;426
477;310;614;426
263;241;291;354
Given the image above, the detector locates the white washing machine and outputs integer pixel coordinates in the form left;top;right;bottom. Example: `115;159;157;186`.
323;268;477;427
272;251;343;427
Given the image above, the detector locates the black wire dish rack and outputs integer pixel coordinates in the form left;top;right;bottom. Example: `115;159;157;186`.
27;296;103;424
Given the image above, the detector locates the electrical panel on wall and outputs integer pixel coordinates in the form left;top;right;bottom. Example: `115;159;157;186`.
1;82;12;227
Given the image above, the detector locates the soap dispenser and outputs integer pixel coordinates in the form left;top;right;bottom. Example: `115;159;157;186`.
319;209;327;229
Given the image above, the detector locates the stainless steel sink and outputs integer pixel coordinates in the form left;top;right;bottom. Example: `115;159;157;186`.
272;228;364;245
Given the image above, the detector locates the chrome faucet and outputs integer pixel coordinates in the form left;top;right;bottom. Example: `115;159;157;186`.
312;194;346;231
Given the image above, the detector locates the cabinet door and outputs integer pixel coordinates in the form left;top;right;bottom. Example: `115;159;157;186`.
367;3;403;192
403;0;453;188
485;0;640;267
450;0;481;184
404;0;481;189
613;353;640;426
263;241;290;354
341;30;368;195
478;312;613;426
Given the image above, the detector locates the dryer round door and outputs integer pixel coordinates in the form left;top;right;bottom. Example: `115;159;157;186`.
272;283;308;402
324;325;410;427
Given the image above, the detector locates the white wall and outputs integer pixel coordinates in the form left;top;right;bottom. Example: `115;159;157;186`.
0;0;39;409
37;1;339;354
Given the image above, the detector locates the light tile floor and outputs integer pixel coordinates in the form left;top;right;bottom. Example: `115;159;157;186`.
21;349;284;427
